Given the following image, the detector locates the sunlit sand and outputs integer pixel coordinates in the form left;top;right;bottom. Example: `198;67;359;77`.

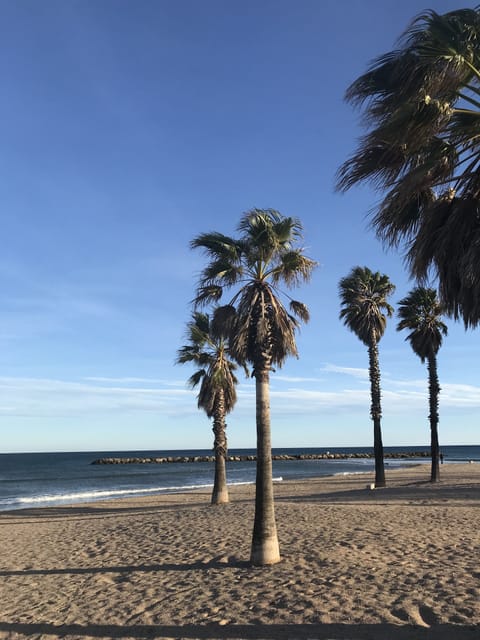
1;463;479;639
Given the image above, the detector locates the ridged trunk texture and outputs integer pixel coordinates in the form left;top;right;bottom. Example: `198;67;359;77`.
428;352;441;483
250;369;280;565
211;390;229;505
368;335;386;488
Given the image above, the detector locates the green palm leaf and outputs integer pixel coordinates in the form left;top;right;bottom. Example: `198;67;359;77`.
337;7;480;326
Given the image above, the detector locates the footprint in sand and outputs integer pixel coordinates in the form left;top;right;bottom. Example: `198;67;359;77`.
392;604;439;627
418;605;440;626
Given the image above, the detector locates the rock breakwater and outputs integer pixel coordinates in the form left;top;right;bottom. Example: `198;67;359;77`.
91;451;430;465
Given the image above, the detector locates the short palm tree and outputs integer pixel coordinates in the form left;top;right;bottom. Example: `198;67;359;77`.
337;8;480;328
192;208;316;565
339;266;395;488
176;311;238;505
397;287;448;482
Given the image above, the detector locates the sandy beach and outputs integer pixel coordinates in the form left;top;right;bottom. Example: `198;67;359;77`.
0;463;479;640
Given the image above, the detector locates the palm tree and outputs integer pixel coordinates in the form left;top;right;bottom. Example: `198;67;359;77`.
176;311;238;505
192;208;316;565
397;287;448;482
337;8;480;328
339;266;395;488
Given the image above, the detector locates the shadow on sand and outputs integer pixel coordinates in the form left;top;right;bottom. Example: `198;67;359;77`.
0;499;213;523
0;621;477;639
275;481;480;505
0;556;252;577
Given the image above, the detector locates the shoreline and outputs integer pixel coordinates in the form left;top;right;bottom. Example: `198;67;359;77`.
2;464;479;639
0;459;468;515
1;458;430;514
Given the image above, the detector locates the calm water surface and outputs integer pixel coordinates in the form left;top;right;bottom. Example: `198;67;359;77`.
0;445;478;511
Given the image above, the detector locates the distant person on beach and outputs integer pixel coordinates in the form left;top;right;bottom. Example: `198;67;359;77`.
440;453;444;464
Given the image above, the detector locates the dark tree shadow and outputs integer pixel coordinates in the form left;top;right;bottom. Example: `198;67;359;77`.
275;481;480;505
0;499;213;523
0;621;477;639
0;557;251;577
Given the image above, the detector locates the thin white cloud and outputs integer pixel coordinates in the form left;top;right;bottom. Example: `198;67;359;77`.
1;291;117;342
440;382;480;407
0;368;479;422
320;363;369;380
387;377;427;389
0;376;195;418
274;375;324;383
267;375;480;414
84;376;185;386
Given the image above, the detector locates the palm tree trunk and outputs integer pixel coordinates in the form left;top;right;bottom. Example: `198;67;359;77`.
250;368;280;565
368;336;386;488
211;391;229;504
427;352;441;483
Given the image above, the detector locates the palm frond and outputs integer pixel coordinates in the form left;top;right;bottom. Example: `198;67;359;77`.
449;108;480;148
211;305;237;341
190;232;242;261
193;285;223;307
336;135;410;193
187;369;206;389
406;194;480;326
271;250;317;287
290;300;310;323
338;6;480;326
190;311;210;336
200;259;243;286
372;188;435;247
237;209;304;266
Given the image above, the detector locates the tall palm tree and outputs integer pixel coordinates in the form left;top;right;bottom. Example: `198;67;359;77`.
339;266;395;488
337;8;480;328
397;287;448;482
176;311;238;505
192;208;316;565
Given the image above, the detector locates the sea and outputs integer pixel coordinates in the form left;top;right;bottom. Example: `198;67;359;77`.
0;445;478;512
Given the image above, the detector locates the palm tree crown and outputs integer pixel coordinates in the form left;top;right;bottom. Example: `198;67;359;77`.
337;8;480;327
397;287;448;363
191;208;316;371
176;311;238;418
339;266;395;344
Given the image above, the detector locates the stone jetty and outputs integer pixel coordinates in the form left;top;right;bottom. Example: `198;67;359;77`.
91;451;430;465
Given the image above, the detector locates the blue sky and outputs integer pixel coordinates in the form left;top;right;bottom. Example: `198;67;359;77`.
1;0;479;453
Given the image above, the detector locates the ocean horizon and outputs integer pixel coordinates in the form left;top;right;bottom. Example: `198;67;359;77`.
1;445;479;512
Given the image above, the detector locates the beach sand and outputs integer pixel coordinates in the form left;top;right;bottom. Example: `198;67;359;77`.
0;463;479;640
